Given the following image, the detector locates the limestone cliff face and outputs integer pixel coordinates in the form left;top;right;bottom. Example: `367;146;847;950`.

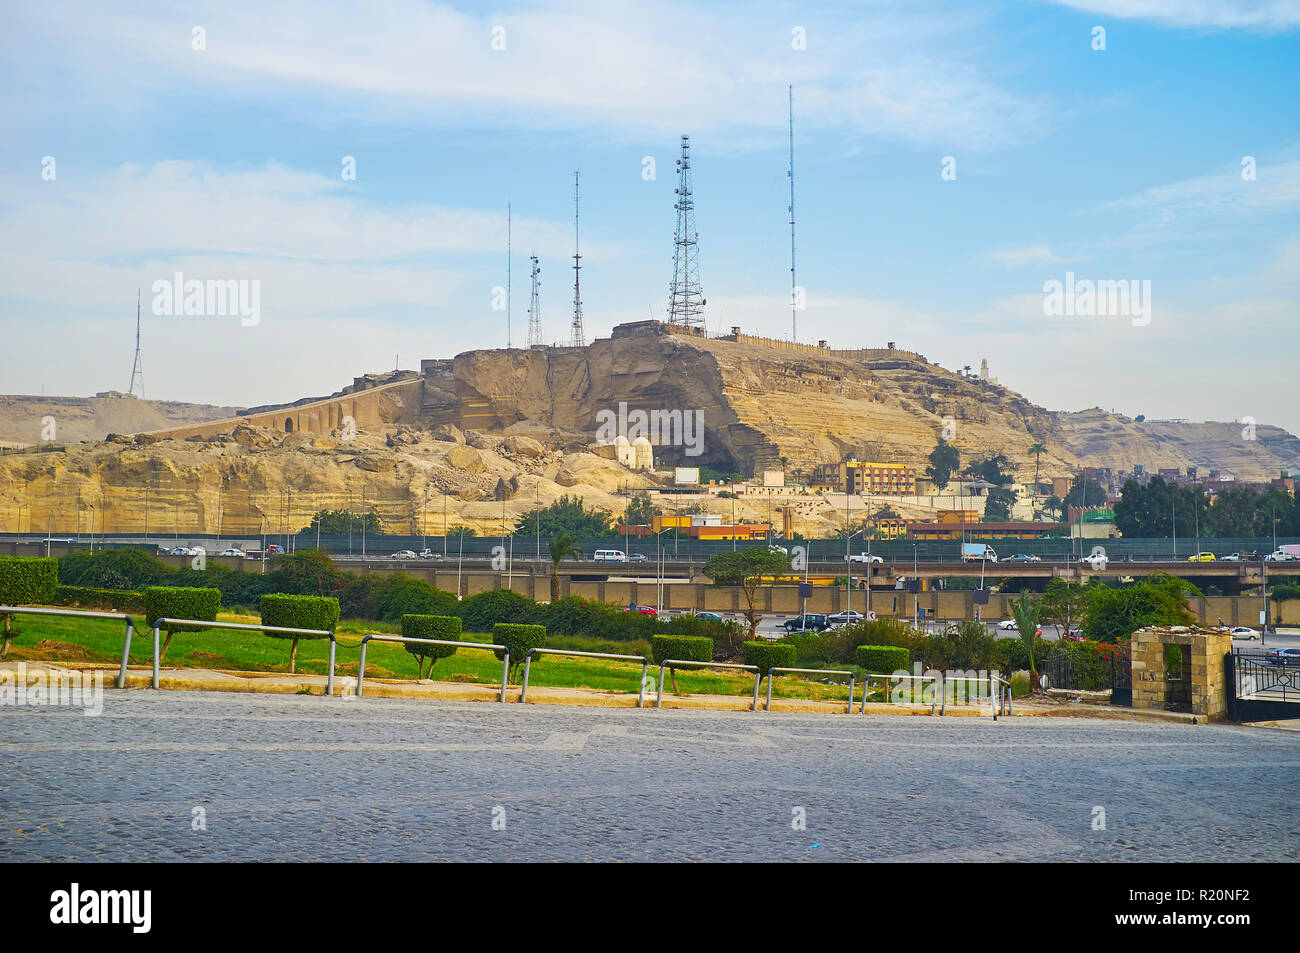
431;322;1299;481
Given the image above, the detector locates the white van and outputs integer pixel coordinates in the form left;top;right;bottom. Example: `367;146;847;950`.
592;549;628;563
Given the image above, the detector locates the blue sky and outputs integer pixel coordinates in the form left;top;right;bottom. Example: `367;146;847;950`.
1;0;1297;435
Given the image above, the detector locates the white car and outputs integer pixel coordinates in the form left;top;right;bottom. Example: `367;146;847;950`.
848;553;883;564
827;610;866;624
418;549;441;559
997;619;1018;630
392;550;418;559
1080;553;1108;570
219;548;246;557
1228;626;1261;640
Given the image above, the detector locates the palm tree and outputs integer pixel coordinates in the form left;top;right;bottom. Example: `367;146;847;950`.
547;532;582;601
1028;441;1047;497
1012;590;1042;691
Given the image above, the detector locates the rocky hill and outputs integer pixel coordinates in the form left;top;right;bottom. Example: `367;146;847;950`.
3;320;1296;538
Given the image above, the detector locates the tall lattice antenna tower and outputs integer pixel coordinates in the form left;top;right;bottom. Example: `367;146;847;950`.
506;202;512;348
668;135;706;330
788;85;797;343
570;170;585;347
527;255;542;347
128;288;144;397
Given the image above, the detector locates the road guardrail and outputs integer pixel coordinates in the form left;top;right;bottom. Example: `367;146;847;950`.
765;666;855;713
149;617;336;694
356;634;509;700
657;659;760;710
0;605;138;689
520;647;649;706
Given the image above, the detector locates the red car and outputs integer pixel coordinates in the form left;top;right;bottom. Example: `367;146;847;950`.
622;604;658;617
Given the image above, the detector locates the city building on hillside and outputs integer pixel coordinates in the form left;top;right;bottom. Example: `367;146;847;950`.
617;514;770;540
811;459;917;495
905;520;1068;541
1069;506;1119;539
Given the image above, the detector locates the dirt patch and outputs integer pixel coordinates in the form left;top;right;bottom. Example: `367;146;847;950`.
185;650;226;663
14;640;103;662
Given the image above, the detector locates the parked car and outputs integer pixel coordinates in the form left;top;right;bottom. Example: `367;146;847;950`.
848;552;883;564
1187;552;1216;563
218;548;246;557
693;611;725;622
628;553;648;562
783;613;829;633
1228;626;1260;640
265;544;284;555
593;549;628;563
1002;554;1042;563
1266;647;1300;667
996;619;1018;630
392;550;418;559
622;604;658;617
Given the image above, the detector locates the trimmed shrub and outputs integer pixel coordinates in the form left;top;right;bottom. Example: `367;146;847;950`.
375;576;458;623
782;631;829;665
401;614;463;678
492;622;547;683
259;593;341;674
51;585;145;613
650;634;713;666
457;589;534;632
0;556;59;658
855;644;910;674
741;640;797;678
58;547;169;590
144;586;221;661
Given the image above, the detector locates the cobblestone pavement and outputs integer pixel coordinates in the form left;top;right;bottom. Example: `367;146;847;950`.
2;691;1298;862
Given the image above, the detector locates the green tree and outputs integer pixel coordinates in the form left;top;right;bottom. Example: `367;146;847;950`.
1011;590;1042;690
702;547;793;638
967;453;1014;487
925;440;961;490
1063;475;1107;511
1039;578;1088;637
983;487;1017;522
623;492;661;526
1082;574;1200;644
1028;441;1047;493
547;532;583;602
514;494;615;538
302;509;383;537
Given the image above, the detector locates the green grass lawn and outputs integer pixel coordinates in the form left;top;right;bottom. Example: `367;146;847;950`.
3;609;857;702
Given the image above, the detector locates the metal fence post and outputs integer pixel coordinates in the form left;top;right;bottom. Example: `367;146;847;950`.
152;623;161;689
327;637;336;697
847;674;854;714
117;621;134;689
638;660;647;708
356;638;370;696
521;650;534;703
499;652;509;703
657;663;668;708
750;672;760;711
766;672;773;712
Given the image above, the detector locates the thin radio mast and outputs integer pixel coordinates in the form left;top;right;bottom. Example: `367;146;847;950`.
507;202;512;348
788;84;797;343
570;170;585;347
128;288;144;397
527;254;542;347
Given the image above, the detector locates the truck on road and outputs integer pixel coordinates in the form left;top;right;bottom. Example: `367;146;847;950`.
961;543;998;563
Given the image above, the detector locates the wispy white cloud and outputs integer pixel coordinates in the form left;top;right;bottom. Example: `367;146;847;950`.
8;0;1055;151
1047;0;1300;30
986;246;1066;266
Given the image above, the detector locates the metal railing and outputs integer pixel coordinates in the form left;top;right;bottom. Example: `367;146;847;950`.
520;648;649;706
765;667;855;713
859;673;939;714
0;605;138;690
940;674;1011;716
356;634;509;701
657;659;760;710
149;618;336;694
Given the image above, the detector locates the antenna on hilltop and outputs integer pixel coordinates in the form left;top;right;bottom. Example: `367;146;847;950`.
128;288;144;397
668;135;706;330
788;84;797;344
506;202;512;348
570;170;585;347
527;254;542;347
